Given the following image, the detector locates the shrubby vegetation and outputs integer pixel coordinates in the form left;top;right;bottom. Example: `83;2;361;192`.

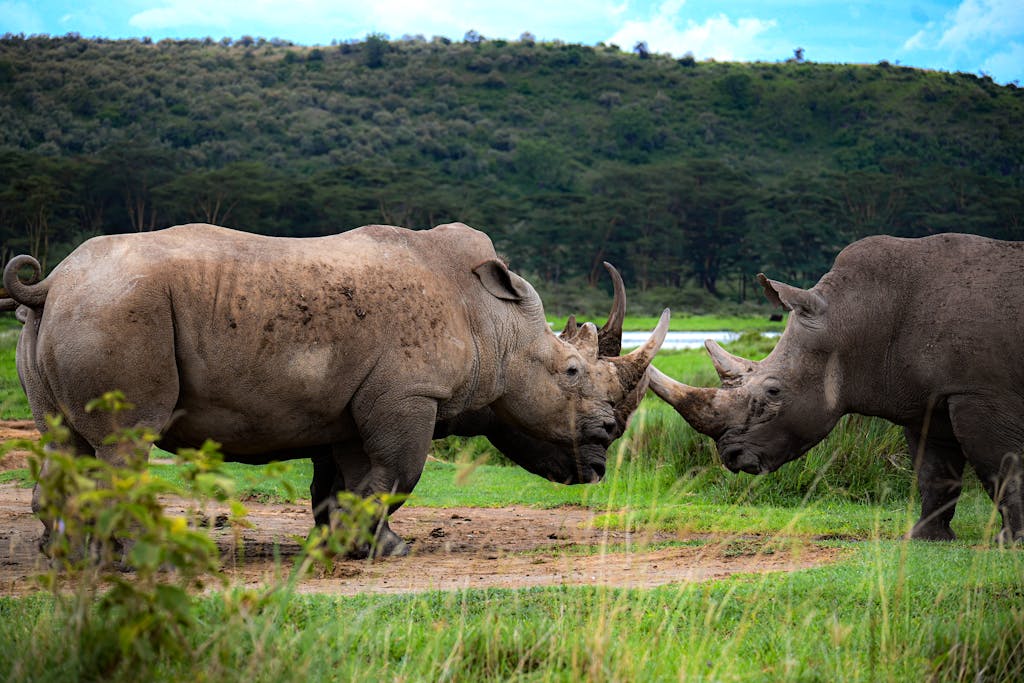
1;34;1022;313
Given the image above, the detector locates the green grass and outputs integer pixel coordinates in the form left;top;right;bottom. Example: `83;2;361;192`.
0;318;29;420
3;316;1022;681
548;313;786;333
2;539;1021;682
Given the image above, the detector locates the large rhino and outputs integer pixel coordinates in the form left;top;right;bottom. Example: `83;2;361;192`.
3;222;668;556
648;233;1024;543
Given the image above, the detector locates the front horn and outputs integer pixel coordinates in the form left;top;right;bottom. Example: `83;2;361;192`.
611;308;670;389
646;366;730;438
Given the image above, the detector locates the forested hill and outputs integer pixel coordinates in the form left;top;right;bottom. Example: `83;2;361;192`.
1;34;1022;313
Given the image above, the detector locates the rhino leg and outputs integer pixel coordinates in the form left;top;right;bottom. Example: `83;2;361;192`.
905;426;964;541
333;389;436;559
948;397;1024;543
31;428;94;555
310;449;343;528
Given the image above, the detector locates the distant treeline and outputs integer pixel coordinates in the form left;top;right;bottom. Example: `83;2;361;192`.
1;33;1022;313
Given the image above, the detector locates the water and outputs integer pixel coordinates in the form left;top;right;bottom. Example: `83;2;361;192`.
621;330;739;350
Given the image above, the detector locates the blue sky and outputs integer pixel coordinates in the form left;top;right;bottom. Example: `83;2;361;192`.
2;1;1022;84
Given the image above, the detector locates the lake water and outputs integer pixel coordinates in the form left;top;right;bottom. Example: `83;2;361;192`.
621;330;739;350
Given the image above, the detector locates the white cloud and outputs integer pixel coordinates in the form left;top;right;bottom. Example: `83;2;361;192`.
0;1;46;34
130;3;229;31
607;7;777;61
897;0;1024;82
126;0;627;42
979;41;1024;83
901;27;929;51
128;1;357;34
938;0;1024;49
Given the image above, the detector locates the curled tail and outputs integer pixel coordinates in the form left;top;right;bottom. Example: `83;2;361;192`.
3;254;49;308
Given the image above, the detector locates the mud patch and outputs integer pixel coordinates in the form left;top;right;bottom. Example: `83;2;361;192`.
0;420;37;471
0;483;842;597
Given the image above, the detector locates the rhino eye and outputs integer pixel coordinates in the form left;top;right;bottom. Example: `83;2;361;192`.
765;386;782;399
565;366;579;378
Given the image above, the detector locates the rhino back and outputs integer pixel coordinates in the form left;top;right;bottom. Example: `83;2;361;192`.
820;233;1024;405
32;224;489;453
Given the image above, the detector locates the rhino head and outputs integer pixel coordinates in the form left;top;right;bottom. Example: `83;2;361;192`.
648;273;843;475
444;263;666;484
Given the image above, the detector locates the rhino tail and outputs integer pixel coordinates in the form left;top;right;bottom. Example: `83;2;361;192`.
3;255;49;308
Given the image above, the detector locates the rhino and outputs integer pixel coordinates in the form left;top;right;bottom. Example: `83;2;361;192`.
648;233;1024;543
3;222;668;556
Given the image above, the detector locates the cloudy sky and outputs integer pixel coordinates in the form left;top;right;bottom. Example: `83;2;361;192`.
2;1;1022;84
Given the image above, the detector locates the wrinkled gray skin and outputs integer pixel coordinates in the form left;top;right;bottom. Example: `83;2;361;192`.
648;233;1024;543
4;223;669;557
310;260;653;530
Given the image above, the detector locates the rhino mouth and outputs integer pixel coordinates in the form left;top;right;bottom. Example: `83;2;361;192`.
718;440;768;475
578;459;606;484
568;443;608;484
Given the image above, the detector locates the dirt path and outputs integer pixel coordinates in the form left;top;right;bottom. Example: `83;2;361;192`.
0;421;843;597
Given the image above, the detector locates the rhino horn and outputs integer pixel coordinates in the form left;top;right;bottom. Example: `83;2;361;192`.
611;308;670;389
705;339;756;384
558;314;579;342
597;262;626;357
646;366;729;437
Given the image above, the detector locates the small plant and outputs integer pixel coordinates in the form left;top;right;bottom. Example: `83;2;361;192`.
0;389;419;677
292;491;407;578
1;392;250;676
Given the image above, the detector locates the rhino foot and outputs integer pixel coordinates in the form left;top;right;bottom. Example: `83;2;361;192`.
346;525;410;559
995;527;1024;546
908;520;956;541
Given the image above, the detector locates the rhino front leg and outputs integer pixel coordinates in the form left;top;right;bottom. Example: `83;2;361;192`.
948;397;1024;543
330;440;405;557
905;426;965;541
344;394;439;558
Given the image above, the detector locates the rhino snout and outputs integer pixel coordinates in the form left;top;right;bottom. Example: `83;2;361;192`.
720;444;764;475
583;417;619;447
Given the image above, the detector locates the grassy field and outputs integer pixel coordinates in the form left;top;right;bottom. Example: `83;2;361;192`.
1;313;1022;681
548;313;786;333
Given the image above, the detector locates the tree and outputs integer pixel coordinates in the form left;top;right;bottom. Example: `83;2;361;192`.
364;33;389;68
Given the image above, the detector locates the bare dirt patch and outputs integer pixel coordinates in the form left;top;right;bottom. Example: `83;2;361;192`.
0;483;842;597
0;420;37;471
1;420;842;596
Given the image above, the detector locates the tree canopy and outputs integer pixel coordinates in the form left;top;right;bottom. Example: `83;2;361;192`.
1;33;1022;313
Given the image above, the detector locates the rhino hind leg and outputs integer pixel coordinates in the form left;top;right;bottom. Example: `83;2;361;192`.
31;428;94;556
310;450;343;528
905;426;965;541
947;397;1024;543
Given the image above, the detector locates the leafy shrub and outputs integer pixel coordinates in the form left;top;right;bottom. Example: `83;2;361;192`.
0;390;403;678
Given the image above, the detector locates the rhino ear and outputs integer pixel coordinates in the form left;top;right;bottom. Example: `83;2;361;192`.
757;273;827;323
559;314;579;342
574;322;600;361
474;259;531;302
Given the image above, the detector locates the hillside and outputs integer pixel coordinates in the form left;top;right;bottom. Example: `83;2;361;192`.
1;34;1022;313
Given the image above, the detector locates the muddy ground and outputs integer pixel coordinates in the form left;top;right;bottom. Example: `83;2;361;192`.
1;420;843;597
